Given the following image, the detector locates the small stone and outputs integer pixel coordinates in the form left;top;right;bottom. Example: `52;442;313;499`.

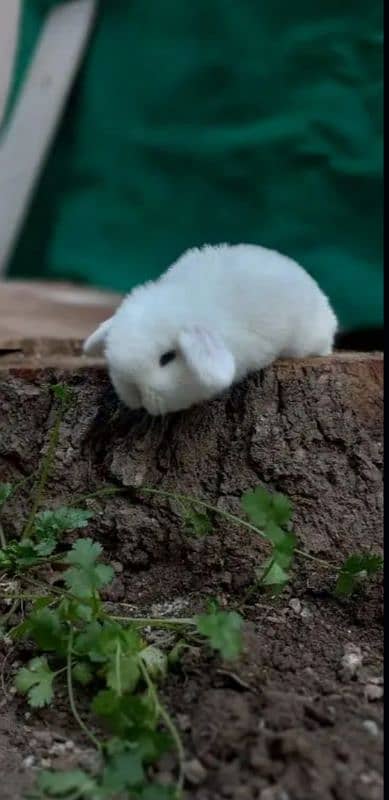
177;713;191;732
111;561;123;573
64;739;75;751
234;788;253;800
362;720;379;736
156;771;175;786
289;598;301;615
360;770;382;786
77;748;102;775
40;758;52;768
183;758;207;785
221;572;232;586
366;675;383;685
33;729;53;747
300;605;312;621
339;644;363;678
260;787;290;800
365;683;384;701
49;742;67;756
23;755;35;768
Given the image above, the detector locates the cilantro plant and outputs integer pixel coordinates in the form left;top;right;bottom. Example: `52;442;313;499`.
0;387;245;799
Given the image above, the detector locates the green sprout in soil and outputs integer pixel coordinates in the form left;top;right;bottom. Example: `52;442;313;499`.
0;383;383;799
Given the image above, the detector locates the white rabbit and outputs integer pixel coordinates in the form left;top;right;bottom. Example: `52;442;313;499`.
83;244;337;415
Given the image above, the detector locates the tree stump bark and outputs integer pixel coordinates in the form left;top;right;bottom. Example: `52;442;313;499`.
0;345;383;602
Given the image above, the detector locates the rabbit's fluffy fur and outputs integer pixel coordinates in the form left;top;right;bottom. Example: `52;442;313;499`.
84;244;337;415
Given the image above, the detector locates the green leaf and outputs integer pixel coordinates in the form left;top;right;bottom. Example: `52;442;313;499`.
271;493;293;526
272;532;297;570
184;507;212;537
51;383;74;407
88;624;145;699
66;538;102;567
92;692;157;738
31;507;93;560
15;656;55;708
196;605;243;660
0;539;42;571
334;553;383;597
74;621;106;662
10;597;53;640
102;750;144;791
106;651;140;693
90;623;143;693
37;769;96;797
59;598;94;624
334;571;355;597
28;607;67;653
34;536;57;557
72;661;94;686
241;486;293;530
0;550;10;569
261;559;289;589
262;520;285;547
241;486;272;528
77;620;143;665
0;482;13;508
343;553;383;576
255;519;296;593
91;688;119;718
140;785;177;800
34;507;93;537
63;538;114;598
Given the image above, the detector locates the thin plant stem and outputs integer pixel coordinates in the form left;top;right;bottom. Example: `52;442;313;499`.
140;660;185;796
22;399;65;539
138;487;338;570
115;641;122;696
71;484;338;571
109;616;195;628
0;522;6;549
66;627;102;752
0;598;19;625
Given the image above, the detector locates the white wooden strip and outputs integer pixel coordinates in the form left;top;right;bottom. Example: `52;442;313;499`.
0;0;21;129
0;0;97;276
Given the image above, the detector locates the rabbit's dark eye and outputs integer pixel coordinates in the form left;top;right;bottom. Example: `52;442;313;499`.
159;350;177;367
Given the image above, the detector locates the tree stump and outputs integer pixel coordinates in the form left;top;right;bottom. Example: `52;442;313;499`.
0;344;383;603
0;344;384;800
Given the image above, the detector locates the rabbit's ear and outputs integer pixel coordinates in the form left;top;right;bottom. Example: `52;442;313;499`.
83;317;113;356
178;326;235;391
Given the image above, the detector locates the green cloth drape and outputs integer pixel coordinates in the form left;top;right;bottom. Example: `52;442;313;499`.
7;1;383;330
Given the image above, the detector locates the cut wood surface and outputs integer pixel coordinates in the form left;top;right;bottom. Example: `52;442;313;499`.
0;350;383;603
0;280;121;340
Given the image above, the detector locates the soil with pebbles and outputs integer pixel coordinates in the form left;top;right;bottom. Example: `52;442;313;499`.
0;574;383;800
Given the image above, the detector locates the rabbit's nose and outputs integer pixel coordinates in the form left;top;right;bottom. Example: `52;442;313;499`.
141;388;165;416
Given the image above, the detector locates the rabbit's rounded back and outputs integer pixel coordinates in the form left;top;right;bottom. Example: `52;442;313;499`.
83;244;337;414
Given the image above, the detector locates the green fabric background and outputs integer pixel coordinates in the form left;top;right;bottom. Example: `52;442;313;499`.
7;1;383;330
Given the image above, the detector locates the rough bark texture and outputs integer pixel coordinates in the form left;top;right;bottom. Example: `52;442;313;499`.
0;348;383;602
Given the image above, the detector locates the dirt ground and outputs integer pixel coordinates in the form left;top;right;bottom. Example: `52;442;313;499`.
0;353;383;799
0;540;383;800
